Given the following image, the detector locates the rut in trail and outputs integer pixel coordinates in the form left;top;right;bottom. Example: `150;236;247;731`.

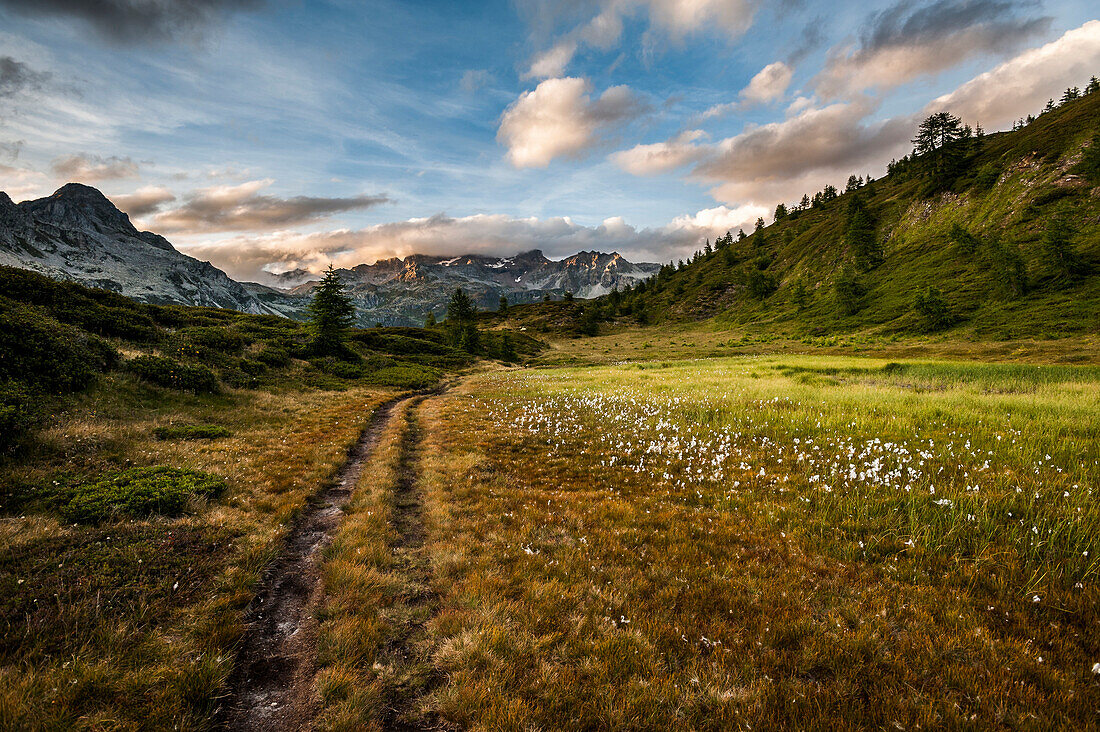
379;397;442;732
219;396;409;732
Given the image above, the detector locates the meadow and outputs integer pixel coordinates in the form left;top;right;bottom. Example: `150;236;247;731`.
406;353;1100;728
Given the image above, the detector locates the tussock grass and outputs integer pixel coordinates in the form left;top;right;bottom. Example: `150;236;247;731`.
411;356;1099;728
313;398;433;731
0;374;396;729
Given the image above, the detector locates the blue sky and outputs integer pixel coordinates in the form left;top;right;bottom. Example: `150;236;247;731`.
0;0;1097;282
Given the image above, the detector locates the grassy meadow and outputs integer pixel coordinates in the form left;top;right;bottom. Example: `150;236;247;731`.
406;353;1099;728
0;373;399;729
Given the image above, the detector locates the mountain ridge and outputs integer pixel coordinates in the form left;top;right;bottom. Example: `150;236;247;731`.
0;183;660;326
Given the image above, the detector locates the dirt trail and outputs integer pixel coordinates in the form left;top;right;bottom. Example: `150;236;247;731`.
219;395;410;731
379;396;442;731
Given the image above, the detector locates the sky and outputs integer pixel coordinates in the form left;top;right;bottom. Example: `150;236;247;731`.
0;0;1098;283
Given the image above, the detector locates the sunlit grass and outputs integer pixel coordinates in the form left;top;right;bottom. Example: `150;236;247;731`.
415;355;1100;728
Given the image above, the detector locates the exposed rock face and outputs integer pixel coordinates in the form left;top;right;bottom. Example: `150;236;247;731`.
0;184;284;315
1;183;659;326
257;248;660;326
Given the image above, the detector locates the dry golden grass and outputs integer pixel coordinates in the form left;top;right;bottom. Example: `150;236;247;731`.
409;357;1100;729
0;374;396;730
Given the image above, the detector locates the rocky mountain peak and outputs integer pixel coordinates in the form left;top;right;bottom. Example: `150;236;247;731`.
24;183;136;235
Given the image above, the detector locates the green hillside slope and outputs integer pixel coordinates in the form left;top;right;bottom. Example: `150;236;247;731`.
587;86;1100;340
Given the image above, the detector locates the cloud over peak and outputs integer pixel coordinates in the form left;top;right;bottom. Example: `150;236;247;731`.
51;154;140;182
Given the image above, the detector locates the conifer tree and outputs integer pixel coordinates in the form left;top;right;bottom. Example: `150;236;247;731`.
307;265;355;356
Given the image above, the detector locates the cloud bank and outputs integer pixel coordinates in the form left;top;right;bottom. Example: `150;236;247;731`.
136;180;390;233
179;205;767;283
51;154;140;181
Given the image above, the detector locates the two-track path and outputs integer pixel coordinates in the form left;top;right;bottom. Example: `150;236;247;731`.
218;391;437;731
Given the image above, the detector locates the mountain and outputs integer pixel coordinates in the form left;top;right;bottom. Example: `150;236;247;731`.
579;87;1100;341
0;183;658;327
0;184;282;315
248;249;659;326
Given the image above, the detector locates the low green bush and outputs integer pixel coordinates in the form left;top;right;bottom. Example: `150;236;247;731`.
128;355;219;393
56;467;226;523
152;425;232;440
364;365;441;389
0;380;38;452
0;298;118;393
256;346;291;367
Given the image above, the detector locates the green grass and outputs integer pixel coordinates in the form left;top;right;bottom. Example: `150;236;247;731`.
153;424;233;440
407;353;1100;728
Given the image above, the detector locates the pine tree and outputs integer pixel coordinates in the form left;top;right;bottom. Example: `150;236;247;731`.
845;196;882;270
424;311;436;327
774;202;788;220
307;265;355;356
498;295;509;313
447;288;476;322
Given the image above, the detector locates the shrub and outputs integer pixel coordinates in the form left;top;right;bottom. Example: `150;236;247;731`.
256;346;291;367
974;164;1000;190
0;381;38;452
0;298;118;394
167;326;248;365
56;467;226;523
128;356;219;393
913;286;953;332
153;424;232;440
947;224;980;255
746;269;778;299
364;365;441;389
834;266;867;315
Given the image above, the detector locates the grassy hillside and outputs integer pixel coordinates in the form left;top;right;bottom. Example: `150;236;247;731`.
573;87;1100;341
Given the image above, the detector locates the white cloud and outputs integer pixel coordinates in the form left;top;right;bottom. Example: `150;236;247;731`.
523;42;578;80
109;185;176;217
701;60;793;118
928;20;1100;128
610;129;708;175
741;61;793;105
0;163;50;199
498;77;646;168
669;203;769;234
50;153;139;181
459;69;492;93
521;0;759;79
145;179;389;232
814;0;1050;99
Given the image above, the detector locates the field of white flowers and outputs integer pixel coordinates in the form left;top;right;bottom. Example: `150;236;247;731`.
415;354;1099;728
479;356;1099;588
